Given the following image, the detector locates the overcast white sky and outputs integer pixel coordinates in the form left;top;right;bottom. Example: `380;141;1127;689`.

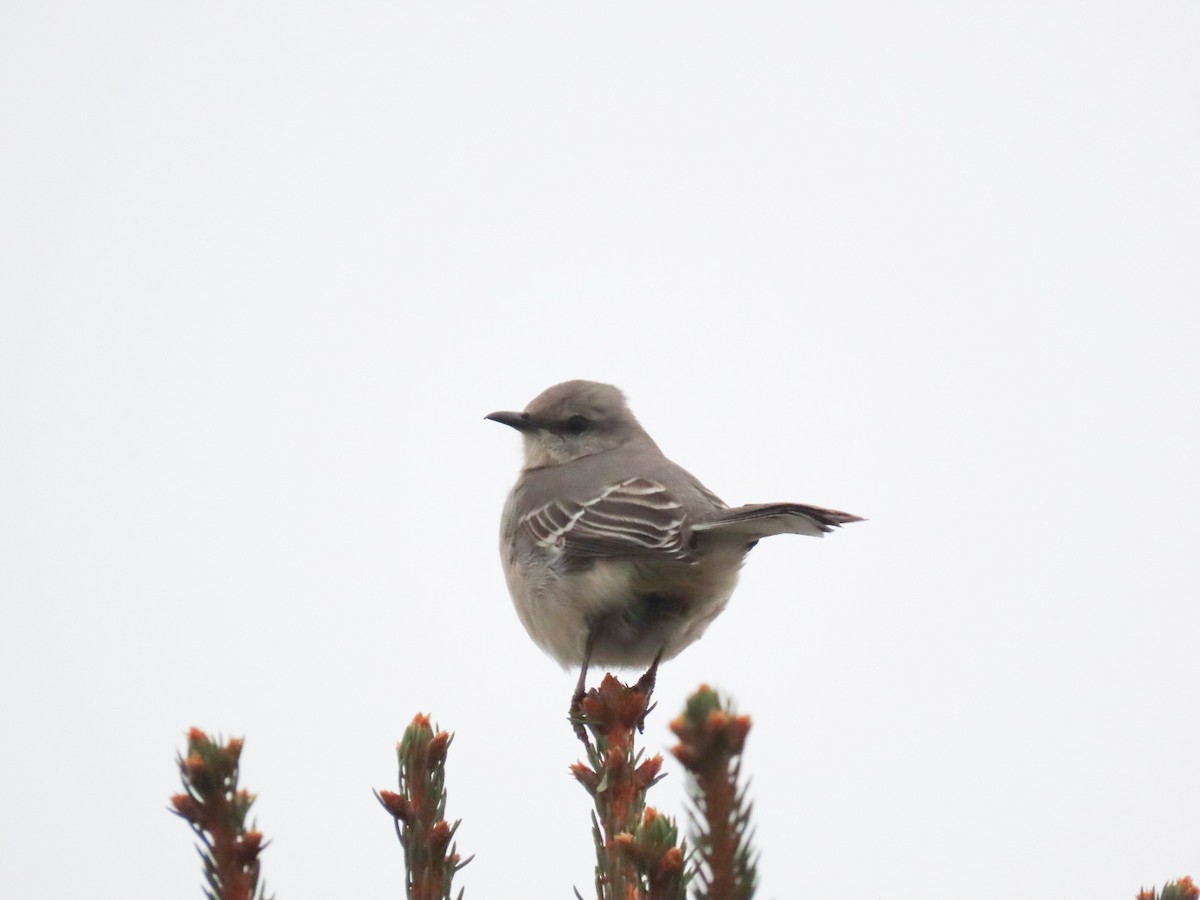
2;3;1198;898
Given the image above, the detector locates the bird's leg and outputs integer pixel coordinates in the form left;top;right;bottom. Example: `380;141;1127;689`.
634;647;664;734
570;628;597;748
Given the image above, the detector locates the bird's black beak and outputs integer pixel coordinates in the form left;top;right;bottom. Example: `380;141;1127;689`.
485;410;539;433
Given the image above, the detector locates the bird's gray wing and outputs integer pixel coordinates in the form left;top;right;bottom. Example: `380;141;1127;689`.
687;475;728;511
519;477;697;565
691;502;864;539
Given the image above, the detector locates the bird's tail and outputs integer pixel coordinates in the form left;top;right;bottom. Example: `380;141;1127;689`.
691;502;864;539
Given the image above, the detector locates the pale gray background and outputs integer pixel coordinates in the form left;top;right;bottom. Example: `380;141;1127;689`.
2;3;1197;898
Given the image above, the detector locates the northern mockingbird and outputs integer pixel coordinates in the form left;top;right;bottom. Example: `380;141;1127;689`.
487;380;861;728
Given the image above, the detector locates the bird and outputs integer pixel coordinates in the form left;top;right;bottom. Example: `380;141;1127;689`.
486;380;862;732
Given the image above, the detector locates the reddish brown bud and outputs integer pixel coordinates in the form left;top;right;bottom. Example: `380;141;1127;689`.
658;846;684;876
581;674;650;736
570;762;600;791
635;754;663;789
226;737;244;760
429;819;453;856
170;793;202;820
428;731;451;765
235;831;264;864
376;789;410;822
187;727;209;745
671;744;700;770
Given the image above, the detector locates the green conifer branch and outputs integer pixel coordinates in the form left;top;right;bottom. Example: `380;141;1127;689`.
375;714;472;900
170;728;272;900
571;673;689;900
670;686;758;900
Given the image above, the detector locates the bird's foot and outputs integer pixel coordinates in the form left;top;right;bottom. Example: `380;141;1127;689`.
633;652;663;734
569;684;592;750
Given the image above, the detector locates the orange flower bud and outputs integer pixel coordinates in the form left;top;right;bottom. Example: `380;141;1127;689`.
570;762;600;791
658;846;684;876
635;754;663;788
429;819;452;855
170;793;201;820
377;790;410;822
428;731;451;765
234;831;264;864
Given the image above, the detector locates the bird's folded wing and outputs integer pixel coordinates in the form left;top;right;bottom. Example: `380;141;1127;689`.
519;477;695;563
691;503;864;539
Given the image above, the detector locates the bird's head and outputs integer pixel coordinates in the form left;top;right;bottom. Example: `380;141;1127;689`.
486;380;657;469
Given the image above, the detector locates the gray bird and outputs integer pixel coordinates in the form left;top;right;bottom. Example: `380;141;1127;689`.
487;380;862;722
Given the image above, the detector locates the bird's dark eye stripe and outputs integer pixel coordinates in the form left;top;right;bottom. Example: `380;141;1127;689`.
565;415;590;434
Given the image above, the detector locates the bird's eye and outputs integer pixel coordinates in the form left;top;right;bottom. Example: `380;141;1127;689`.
565;415;591;434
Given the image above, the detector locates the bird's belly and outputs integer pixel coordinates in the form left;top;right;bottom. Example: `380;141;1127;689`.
509;552;743;668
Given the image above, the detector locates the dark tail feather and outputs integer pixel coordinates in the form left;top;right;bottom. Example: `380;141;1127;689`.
692;502;865;539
